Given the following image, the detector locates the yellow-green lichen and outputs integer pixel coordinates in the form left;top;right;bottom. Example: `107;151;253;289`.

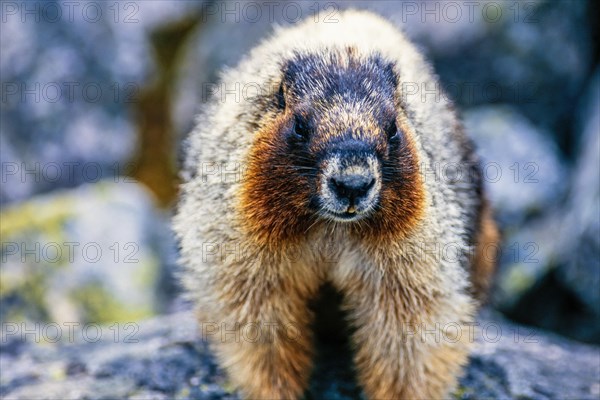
69;282;152;324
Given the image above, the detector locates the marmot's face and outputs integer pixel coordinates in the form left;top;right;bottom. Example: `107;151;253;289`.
281;94;395;223
242;51;425;242
276;52;407;224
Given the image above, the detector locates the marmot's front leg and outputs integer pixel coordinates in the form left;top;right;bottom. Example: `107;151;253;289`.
339;269;474;399
202;253;320;399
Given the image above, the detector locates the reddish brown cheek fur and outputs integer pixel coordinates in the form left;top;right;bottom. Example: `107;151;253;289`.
238;114;320;247
240;111;427;247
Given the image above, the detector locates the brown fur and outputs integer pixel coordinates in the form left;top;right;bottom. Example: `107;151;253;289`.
470;200;500;302
239;111;318;247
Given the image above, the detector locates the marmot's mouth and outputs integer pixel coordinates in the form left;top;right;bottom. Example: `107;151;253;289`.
324;210;367;222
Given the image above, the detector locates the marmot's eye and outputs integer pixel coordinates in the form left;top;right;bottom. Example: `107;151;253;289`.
386;121;399;140
293;115;311;141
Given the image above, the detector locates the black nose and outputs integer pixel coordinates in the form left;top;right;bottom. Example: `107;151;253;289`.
330;174;375;203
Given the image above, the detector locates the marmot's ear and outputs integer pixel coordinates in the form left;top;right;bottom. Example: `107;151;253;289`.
274;59;299;111
276;57;308;110
382;61;398;88
371;58;398;98
275;79;286;110
376;60;399;111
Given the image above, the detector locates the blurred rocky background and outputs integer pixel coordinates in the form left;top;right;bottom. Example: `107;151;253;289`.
1;0;599;398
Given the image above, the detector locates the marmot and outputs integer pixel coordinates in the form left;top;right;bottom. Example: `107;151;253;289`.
174;10;498;399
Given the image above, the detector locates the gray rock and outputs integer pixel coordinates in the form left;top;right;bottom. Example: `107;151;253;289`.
558;67;600;316
1;311;599;399
0;180;177;325
491;213;561;311
392;0;596;135
0;1;207;205
485;71;600;344
463;105;568;227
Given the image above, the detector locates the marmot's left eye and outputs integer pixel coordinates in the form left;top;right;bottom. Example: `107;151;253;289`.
386;121;399;140
293;115;311;140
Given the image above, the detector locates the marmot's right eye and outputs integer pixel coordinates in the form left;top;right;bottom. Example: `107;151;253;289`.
293;116;311;140
386;121;399;141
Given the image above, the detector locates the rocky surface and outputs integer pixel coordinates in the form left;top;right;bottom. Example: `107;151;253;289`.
463;105;568;227
558;67;600;317
0;181;178;325
1;310;599;400
400;0;597;139
463;71;600;344
0;0;208;205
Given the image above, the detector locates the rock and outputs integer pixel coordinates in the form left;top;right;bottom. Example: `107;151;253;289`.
0;1;207;205
557;66;600;317
0;180;178;325
1;310;599;399
463;105;568;228
491;213;561;310
462;106;567;313
458;310;600;399
484;71;600;344
390;0;597;140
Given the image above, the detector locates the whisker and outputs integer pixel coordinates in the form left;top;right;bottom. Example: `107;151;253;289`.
304;213;322;234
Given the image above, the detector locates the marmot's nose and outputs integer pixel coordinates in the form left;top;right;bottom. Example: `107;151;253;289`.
330;174;375;203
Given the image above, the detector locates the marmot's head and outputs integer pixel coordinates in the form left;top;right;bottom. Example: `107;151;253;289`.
242;49;425;245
